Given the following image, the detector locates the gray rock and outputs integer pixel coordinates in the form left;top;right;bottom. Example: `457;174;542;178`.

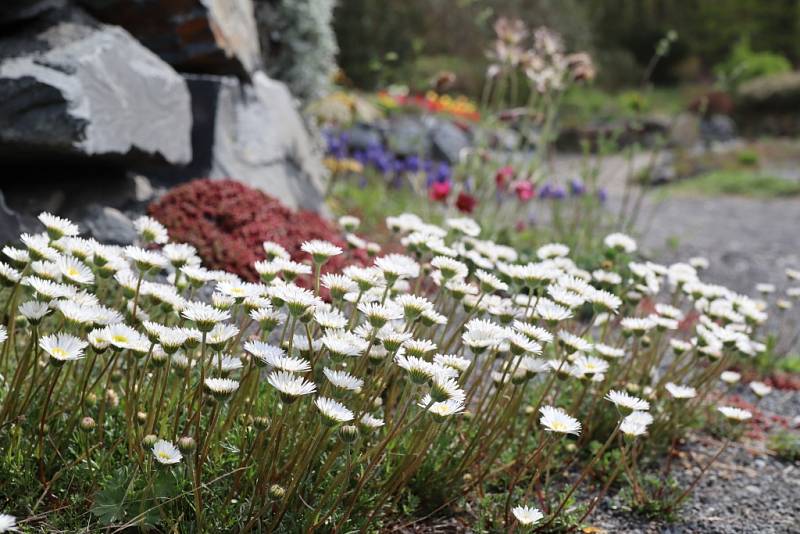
183;72;326;211
83;205;136;245
430;119;471;163
0;6;192;165
77;0;261;76
386;116;431;157
132;174;154;203
701;114;736;144
669;112;701;148
0;0;64;24
345;123;383;151
0;191;22;245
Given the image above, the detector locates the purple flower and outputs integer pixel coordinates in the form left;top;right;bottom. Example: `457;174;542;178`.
570;178;586;196
539;182;553;199
552;185;567;200
597;188;608;203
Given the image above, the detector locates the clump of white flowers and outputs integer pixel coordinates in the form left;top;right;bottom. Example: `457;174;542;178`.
0;210;785;532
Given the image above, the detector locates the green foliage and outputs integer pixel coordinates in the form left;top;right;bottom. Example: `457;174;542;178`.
714;37;792;91
664;170;800;199
620;473;681;522
736;149;760;167
768;430;800;462
256;0;338;101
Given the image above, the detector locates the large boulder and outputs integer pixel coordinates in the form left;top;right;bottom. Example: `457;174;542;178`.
183;72;327;211
78;0;261;77
0;7;192;164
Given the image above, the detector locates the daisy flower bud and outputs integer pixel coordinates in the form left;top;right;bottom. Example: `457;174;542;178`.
338;424;359;443
268;484;285;501
178;436;196;453
80;416;96;432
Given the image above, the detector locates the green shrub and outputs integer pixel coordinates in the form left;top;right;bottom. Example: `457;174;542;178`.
715;37;791;90
768;431;800;462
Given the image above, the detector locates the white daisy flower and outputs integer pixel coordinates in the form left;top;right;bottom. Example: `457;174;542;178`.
338;215;360;231
593;269;623;285
595;343;625;359
604;232;637;253
0;261;21;286
749;381;772;398
717;406;752;422
620;316;656;336
301;240;342;264
573;354;609;377
665;382;697;399
323;368;363;392
720;371;741;384
557;330;593;354
125;246;167;271
314;308;348;330
39;211;79;239
374;253;420;281
321;273;357;299
0;513;18;532
19;300;50;323
360;413;385;429
152;439;182;465
315;396;354;424
322;330;369;358
539;406;581;435
433;353;471;373
534;299;573;323
605;390;650;411
537;243;570;260
512;505;543;526
39;333;87;364
133;216;169;244
418;394;464;418
431;256;468;280
475;269;508;293
204;377;239;399
445;217;481;237
262;241;290;261
181;302;230;332
267;370;316;401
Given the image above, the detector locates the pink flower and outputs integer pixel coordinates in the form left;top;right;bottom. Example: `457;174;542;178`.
495;165;515;188
429;181;451;202
456;192;477;213
514;180;535;201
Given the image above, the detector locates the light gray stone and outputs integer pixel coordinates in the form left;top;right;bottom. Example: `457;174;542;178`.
83;205;136;245
78;0;261;76
0;7;192;165
184;72;327;211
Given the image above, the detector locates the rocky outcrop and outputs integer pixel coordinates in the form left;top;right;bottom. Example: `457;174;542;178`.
184;72;326;211
0;6;192;164
0;0;328;244
77;0;261;77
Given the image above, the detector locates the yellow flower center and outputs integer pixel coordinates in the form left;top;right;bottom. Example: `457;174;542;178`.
66;267;80;278
112;335;128;344
51;347;67;358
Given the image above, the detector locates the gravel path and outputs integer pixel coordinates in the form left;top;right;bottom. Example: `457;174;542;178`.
593;388;800;534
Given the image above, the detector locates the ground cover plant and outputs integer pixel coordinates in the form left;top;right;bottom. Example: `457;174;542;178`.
0;206;787;532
